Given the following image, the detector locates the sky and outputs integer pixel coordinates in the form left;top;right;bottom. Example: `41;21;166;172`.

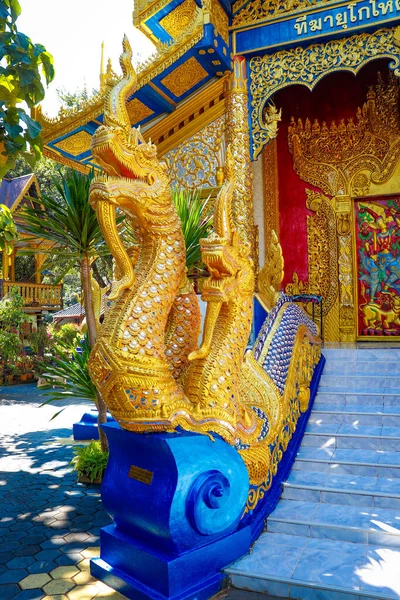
18;0;155;117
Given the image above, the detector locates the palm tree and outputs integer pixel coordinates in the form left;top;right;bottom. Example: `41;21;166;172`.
171;187;213;280
21;169;109;451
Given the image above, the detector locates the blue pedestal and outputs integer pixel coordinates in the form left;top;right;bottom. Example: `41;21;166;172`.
91;423;250;600
73;410;114;441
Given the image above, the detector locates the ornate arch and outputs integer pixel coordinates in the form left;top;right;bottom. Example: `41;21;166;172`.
249;27;400;160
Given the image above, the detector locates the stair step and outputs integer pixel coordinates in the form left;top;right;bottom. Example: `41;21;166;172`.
227;532;400;600
283;471;400;508
303;428;400;451
308;411;400;426
323;347;400;360
315;392;400;406
267;499;400;547
323;361;400;375
229;347;400;600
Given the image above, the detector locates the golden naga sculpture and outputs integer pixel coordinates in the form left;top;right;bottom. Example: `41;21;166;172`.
88;37;321;490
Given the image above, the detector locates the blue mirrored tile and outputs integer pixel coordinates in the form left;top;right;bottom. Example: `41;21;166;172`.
267;521;310;537
271;500;320;521
289;583;358;600
230;574;290;598
292;547;365;589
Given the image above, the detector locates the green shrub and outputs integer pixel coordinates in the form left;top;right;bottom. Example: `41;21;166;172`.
71;441;108;483
52;323;80;350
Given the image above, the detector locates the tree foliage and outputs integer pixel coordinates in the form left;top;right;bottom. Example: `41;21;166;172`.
0;202;18;254
0;0;55;177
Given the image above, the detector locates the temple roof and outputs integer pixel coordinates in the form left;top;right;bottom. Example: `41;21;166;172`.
38;1;232;172
0;174;39;213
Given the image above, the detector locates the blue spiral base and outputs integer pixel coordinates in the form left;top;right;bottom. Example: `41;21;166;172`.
91;422;251;600
91;524;250;600
73;411;114;441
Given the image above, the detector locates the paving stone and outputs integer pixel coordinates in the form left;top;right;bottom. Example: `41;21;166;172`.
42;596;68;600
34;550;61;562
55;555;83;567
27;562;58;575
24;536;47;545
11;590;45;600
76;560;90;572
0;583;20;599
0;569;28;584
13;545;42;557
40;539;65;549
64;534;89;544
60;544;86;555
6;557;36;569
80;549;99;560
67;584;99;600
43;580;75;596
50;567;79;580
2;541;22;552
20;573;52;589
72;572;95;586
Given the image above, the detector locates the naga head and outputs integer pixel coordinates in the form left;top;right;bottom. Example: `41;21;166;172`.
91;35;168;193
189;148;254;361
200;148;253;303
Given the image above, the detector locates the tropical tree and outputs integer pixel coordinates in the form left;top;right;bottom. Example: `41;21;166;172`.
0;202;18;254
171;187;213;278
0;0;54;177
21;168;109;451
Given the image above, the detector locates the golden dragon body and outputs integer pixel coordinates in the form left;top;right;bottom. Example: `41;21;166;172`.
88;37;321;493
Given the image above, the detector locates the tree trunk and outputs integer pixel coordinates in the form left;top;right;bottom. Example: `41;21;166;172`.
80;254;109;453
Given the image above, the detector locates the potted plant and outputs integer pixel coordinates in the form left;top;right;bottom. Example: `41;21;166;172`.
71;440;108;484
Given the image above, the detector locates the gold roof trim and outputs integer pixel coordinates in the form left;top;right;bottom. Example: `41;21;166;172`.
39;11;204;144
232;0;338;28
145;75;228;156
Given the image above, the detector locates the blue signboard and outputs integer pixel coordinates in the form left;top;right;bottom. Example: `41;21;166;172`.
234;0;400;54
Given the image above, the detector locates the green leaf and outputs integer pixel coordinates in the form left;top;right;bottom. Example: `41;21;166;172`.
10;0;22;20
18;110;41;138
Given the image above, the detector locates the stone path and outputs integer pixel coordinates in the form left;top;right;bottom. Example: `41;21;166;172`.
0;383;125;600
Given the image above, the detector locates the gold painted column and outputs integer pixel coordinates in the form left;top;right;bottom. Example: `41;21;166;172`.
334;195;356;342
225;56;257;270
35;253;46;284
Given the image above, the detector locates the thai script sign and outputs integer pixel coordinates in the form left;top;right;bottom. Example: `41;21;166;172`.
234;0;400;54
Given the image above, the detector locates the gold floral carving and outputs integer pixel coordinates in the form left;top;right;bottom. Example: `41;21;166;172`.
232;0;337;27
225;56;257;266
262;138;279;254
160;56;208;97
126;98;154;125
165;116;225;188
257;230;284;311
160;0;199;38
288;72;400;197
203;0;230;45
249;28;400;160
285;190;339;340
54;130;92;156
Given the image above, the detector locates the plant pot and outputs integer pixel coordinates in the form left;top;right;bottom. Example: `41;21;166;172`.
5;375;13;385
77;474;102;485
21;374;28;382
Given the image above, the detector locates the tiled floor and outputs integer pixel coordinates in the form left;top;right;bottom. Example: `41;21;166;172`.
227;347;400;600
0;383;125;600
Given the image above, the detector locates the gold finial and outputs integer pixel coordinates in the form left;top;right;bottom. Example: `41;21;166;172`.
100;42;106;93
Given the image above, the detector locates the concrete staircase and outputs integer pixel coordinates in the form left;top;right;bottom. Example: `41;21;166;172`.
226;347;400;600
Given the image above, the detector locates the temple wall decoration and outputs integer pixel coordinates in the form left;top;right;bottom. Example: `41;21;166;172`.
249;27;400;161
164;116;225;189
272;62;400;341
